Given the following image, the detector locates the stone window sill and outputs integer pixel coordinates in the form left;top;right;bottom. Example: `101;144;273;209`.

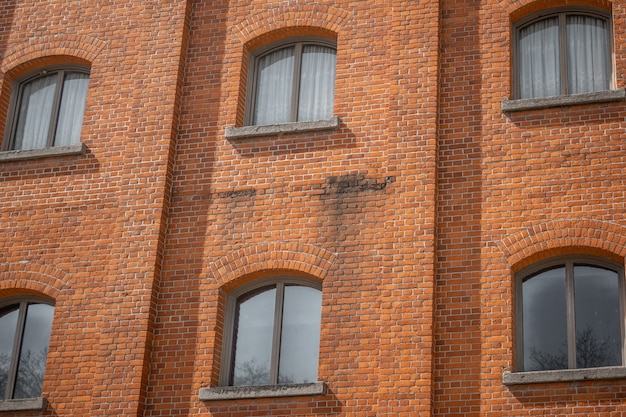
503;366;626;385
199;382;327;401
501;89;626;112
0;397;46;412
0;143;86;162
225;117;340;139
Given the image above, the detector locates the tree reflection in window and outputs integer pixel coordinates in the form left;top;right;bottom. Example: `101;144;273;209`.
0;301;54;400
520;260;623;371
230;282;322;386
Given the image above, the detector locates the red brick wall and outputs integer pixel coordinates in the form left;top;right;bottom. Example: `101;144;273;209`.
0;1;187;416
1;0;626;416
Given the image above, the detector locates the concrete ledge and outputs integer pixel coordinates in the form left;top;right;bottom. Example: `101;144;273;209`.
0;142;86;162
503;366;626;385
225;117;340;139
0;397;46;412
501;88;626;112
199;382;327;401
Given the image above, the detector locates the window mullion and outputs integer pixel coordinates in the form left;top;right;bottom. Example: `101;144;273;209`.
566;261;577;369
270;283;285;384
46;71;65;147
291;43;303;122
6;302;27;399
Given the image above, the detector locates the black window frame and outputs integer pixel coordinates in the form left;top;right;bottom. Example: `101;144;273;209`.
512;7;614;99
244;37;337;126
3;65;90;151
219;275;323;387
515;256;625;372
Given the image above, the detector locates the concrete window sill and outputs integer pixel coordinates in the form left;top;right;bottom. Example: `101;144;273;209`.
0;398;46;412
225;117;340;139
199;382;327;401
0;143;86;162
503;366;626;385
501;89;626;112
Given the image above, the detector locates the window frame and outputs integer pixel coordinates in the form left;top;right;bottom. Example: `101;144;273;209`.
515;255;625;372
0;296;55;401
219;275;323;387
512;6;614;100
3;65;90;151
244;37;337;127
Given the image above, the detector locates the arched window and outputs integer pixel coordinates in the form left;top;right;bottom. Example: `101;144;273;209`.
0;298;55;400
246;38;336;126
514;7;612;99
4;67;90;151
221;276;322;386
516;256;624;371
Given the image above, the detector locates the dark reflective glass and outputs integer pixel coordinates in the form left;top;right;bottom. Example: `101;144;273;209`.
574;265;621;368
0;305;20;399
523;267;568;371
13;303;54;399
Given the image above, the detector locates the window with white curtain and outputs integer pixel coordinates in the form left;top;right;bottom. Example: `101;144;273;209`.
247;39;336;126
515;9;612;99
5;67;90;151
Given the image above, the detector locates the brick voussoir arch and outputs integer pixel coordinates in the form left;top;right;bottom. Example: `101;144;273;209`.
231;3;352;46
1;34;107;73
497;218;626;270
499;0;611;21
0;262;71;300
210;242;338;291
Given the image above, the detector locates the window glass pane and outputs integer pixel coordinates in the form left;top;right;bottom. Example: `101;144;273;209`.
232;286;276;386
522;267;568;371
567;15;610;94
278;285;322;384
574;265;621;368
297;45;336;122
13;74;58;150
0;305;20;399
254;47;295;125
54;72;89;146
519;17;560;98
13;303;54;399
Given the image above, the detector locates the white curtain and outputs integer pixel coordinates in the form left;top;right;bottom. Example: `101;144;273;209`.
567;15;610;94
297;45;336;122
55;72;90;146
254;47;295;125
519;17;560;99
13;74;57;150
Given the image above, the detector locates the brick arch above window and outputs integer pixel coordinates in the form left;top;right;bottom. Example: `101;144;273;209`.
231;4;351;47
499;0;611;20
209;242;337;291
1;34;106;74
0;262;71;300
497;219;626;271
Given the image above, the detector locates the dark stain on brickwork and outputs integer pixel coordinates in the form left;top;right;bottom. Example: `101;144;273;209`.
323;173;393;195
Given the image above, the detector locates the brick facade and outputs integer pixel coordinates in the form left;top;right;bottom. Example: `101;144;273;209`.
0;0;625;416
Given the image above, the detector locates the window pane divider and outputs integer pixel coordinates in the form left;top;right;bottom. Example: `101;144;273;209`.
270;283;285;384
